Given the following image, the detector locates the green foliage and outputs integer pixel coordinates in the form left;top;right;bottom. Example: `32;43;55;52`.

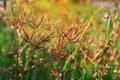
115;37;120;53
0;0;120;80
106;16;113;40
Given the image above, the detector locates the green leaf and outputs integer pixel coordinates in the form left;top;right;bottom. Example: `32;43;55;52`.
84;71;93;80
115;37;120;53
106;16;113;39
82;60;89;70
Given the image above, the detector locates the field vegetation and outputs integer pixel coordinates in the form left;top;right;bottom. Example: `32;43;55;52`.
0;0;120;80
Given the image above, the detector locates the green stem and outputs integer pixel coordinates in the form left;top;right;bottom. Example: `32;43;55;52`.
79;4;107;78
79;4;107;40
63;44;79;71
28;49;35;80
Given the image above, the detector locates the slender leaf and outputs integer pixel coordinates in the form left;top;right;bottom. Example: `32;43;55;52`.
115;37;120;53
106;16;113;39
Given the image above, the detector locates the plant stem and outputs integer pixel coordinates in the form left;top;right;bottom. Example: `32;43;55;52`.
63;44;79;71
79;3;107;40
28;49;35;80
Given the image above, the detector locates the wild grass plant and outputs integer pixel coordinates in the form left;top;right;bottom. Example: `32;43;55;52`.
0;0;120;80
